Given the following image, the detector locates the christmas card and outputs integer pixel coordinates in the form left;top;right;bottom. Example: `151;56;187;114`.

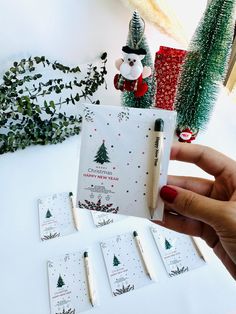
151;226;206;277
47;251;96;314
91;211;125;228
100;232;154;297
38;192;77;241
76;104;176;221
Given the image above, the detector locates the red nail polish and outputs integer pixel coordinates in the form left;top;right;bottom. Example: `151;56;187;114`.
160;186;177;203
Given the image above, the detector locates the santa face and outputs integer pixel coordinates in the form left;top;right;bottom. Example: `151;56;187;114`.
120;52;145;80
179;131;192;141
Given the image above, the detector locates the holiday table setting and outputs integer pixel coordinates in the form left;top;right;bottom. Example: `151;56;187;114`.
1;87;236;314
1;0;236;314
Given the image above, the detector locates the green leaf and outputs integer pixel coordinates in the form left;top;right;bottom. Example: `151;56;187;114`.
49;101;55;109
74;93;80;102
101;52;107;60
0;52;107;154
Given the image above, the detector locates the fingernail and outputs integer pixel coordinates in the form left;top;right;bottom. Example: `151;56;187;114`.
160;186;178;203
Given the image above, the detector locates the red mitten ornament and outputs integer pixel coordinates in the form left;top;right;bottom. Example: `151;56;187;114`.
114;46;151;98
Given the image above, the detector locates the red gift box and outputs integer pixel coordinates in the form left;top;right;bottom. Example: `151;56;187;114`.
155;46;187;110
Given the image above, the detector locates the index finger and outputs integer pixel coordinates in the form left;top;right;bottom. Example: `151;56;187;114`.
170;142;236;177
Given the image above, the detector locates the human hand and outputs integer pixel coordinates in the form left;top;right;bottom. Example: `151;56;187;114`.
156;142;236;280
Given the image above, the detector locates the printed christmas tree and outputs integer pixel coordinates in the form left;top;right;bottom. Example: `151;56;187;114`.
165;238;172;250
57;274;65;288
94;140;110;164
45;209;52;218
113;255;121;266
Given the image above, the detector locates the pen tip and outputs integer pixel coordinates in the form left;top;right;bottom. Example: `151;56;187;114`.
133;231;138;237
149;206;156;219
84;251;88;258
69;192;73;197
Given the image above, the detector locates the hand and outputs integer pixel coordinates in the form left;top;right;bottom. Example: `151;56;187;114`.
156;142;236;280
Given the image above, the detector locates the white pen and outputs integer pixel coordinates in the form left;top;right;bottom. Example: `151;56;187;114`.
69;192;79;230
191;237;206;261
84;251;96;306
149;119;164;219
133;231;153;280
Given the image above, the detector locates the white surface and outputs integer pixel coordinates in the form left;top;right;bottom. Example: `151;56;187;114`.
1;87;236;314
0;0;236;313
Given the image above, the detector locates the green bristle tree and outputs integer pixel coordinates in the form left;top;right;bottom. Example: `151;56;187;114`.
122;11;156;108
174;0;236;141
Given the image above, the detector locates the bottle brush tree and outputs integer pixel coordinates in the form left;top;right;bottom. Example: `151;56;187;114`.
174;0;236;142
122;11;156;108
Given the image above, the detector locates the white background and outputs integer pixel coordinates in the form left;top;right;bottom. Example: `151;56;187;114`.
1;1;236;314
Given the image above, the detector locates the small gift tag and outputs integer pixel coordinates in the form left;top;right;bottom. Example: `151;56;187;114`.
151;226;205;277
38;192;77;241
100;232;154;297
47;251;97;314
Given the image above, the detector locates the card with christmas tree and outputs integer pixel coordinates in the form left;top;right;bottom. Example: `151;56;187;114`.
47;251;97;314
100;232;154;297
91;211;126;228
38;192;77;241
151;226;206;277
76;104;176;221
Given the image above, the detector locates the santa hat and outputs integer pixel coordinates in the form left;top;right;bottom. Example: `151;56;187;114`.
122;46;147;55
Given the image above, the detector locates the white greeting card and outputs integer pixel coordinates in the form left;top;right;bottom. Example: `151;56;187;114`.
76;104;176;221
47;251;96;314
100;232;153;297
38;192;76;241
91;211;125;228
151;226;206;277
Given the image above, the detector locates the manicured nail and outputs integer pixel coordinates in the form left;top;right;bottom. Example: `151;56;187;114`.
160;186;177;203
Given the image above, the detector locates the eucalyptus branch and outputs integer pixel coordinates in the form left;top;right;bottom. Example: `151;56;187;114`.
0;52;107;154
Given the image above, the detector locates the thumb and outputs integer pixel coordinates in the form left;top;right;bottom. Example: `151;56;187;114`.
160;185;224;226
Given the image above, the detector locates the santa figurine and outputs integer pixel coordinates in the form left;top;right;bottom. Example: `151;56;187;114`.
176;127;198;143
114;46;152;98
